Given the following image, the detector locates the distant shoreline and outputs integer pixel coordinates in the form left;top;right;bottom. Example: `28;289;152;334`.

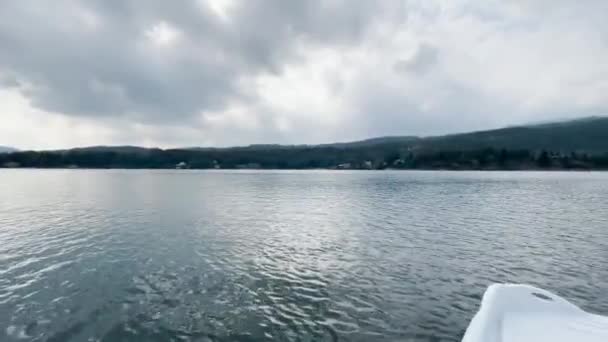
1;166;605;172
2;117;607;170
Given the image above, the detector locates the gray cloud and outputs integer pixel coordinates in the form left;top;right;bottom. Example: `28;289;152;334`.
0;0;607;148
0;0;394;122
0;74;20;88
394;44;439;76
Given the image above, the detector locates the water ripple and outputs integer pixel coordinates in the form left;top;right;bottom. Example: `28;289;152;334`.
1;170;608;341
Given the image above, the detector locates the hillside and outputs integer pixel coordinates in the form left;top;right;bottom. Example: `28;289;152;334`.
416;117;608;153
48;117;608;154
1;117;607;170
60;146;162;154
183;136;420;151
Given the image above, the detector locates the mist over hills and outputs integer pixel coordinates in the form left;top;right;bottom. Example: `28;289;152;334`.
0;146;18;153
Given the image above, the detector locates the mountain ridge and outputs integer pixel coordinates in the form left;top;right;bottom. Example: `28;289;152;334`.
41;116;607;153
2;116;607;170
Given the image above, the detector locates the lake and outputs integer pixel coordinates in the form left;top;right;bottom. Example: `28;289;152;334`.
1;170;608;341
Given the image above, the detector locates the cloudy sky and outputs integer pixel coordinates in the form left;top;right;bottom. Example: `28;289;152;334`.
1;0;607;150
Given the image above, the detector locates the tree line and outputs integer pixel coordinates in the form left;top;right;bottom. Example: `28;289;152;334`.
1;146;607;170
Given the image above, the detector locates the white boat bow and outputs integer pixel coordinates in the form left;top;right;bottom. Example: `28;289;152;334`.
463;284;608;342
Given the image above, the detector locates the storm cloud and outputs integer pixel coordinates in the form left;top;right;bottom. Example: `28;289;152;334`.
1;0;607;149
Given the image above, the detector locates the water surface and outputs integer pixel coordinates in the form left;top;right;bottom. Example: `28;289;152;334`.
1;170;608;341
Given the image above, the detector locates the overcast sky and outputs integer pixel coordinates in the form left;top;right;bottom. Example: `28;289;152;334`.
1;0;607;150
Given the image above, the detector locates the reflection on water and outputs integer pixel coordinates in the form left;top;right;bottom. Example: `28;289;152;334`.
1;170;608;341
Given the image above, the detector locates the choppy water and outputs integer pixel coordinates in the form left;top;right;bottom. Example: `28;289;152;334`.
1;170;608;341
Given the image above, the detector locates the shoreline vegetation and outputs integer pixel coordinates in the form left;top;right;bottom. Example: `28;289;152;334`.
2;117;608;171
2;148;607;171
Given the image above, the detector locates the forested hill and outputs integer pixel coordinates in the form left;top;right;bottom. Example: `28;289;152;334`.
1;117;608;170
417;116;608;153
